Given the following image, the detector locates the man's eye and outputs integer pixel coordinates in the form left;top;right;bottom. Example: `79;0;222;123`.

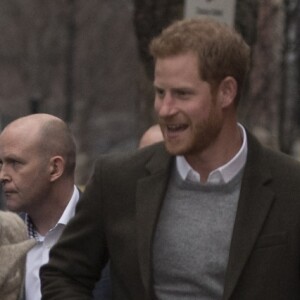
155;88;165;98
11;161;21;168
176;90;189;97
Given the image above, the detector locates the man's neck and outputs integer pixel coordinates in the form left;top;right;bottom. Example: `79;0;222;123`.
29;185;74;236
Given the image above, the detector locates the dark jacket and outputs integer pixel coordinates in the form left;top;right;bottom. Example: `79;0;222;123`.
41;132;300;299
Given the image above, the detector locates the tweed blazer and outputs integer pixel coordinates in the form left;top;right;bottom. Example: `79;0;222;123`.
41;132;300;299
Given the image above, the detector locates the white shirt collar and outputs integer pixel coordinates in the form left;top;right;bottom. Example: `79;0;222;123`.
57;185;80;226
176;124;248;184
25;186;80;240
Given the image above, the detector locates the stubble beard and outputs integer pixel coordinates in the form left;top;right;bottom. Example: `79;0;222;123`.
164;106;223;157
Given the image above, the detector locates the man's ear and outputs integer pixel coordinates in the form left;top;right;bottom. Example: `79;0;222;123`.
218;76;237;108
49;156;65;182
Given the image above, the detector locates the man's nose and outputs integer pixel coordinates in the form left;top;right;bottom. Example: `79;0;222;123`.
0;165;11;183
155;95;177;117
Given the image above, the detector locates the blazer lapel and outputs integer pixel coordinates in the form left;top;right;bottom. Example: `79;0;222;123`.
136;145;173;298
223;133;275;300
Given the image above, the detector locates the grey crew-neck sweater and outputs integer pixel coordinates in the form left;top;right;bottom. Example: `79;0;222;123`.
153;166;243;299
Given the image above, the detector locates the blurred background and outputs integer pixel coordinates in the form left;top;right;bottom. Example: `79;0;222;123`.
0;0;299;185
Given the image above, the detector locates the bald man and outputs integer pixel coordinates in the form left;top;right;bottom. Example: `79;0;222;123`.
0;113;111;300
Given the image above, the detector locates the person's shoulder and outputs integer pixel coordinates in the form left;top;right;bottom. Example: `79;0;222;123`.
0;211;24;231
93;142;169;175
247;130;300;168
247;131;300;183
0;211;30;245
98;142;166;164
90;143;171;183
264;145;300;170
253;143;300;191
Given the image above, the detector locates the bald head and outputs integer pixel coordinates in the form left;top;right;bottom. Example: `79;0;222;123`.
1;114;76;176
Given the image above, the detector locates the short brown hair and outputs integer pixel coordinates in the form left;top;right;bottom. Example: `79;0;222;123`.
149;18;250;105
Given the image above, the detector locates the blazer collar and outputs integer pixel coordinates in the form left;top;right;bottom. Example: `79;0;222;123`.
223;132;275;300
